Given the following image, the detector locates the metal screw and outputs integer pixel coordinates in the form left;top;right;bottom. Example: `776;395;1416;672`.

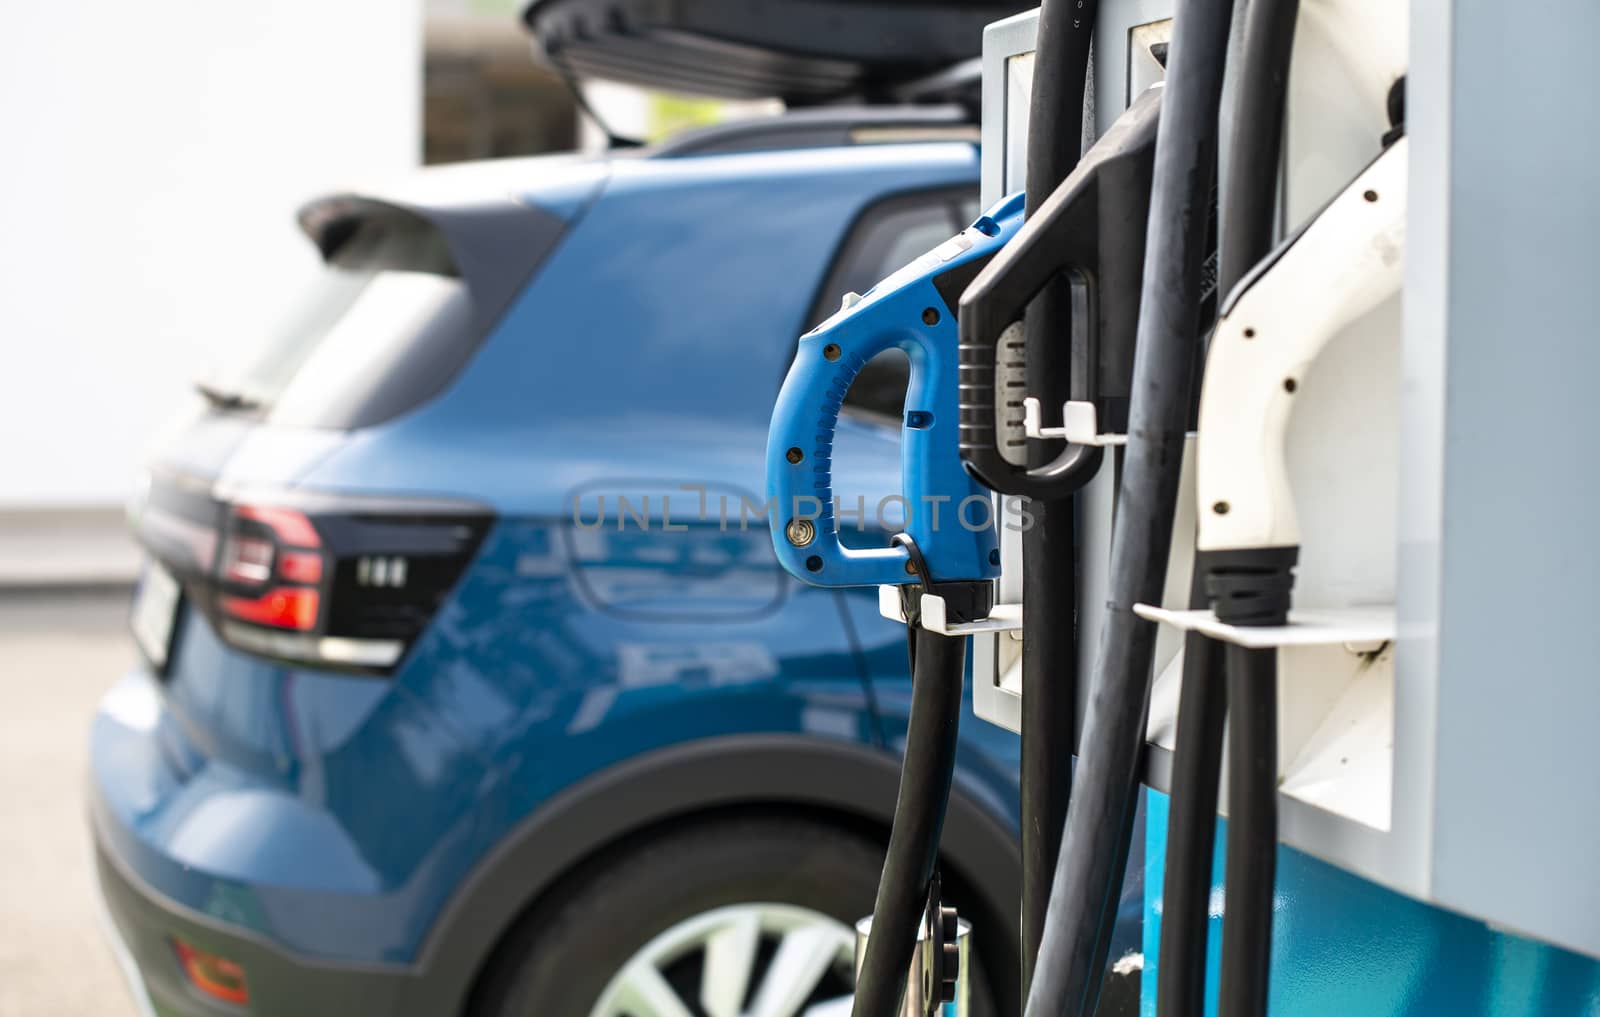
1283;378;1298;393
823;343;842;361
1243;327;1257;339
1363;189;1379;202
1213;501;1231;515
904;559;919;575
921;307;940;326
785;518;816;547
786;447;804;464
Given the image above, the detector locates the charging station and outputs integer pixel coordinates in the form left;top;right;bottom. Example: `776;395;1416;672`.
956;0;1600;1012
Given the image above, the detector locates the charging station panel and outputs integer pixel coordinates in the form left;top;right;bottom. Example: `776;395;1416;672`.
974;0;1600;963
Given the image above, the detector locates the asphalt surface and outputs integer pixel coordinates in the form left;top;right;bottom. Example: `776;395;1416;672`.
0;589;140;1017
0;511;140;588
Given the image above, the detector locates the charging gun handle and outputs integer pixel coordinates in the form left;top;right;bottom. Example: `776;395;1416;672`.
958;86;1162;500
1197;137;1407;554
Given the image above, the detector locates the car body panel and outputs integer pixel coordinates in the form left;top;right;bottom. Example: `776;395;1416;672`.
294;144;981;515
93;729;1022;1017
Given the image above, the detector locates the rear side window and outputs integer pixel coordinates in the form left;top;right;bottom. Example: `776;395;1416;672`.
207;200;563;430
211;213;466;425
808;189;977;423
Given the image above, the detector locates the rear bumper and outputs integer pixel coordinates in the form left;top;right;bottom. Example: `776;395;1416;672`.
85;663;484;1017
92;824;419;1017
93;854;159;1017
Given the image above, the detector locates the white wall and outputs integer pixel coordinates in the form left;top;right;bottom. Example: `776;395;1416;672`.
0;1;421;507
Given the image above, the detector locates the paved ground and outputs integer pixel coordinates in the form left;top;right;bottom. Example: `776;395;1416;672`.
0;510;140;588
0;589;139;1017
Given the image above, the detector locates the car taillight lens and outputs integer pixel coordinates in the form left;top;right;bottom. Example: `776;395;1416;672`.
235;504;322;547
220;535;274;583
209;497;491;675
218;504;325;635
278;550;323;584
220;587;321;630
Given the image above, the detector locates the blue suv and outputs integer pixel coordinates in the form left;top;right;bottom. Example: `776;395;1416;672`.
93;108;1035;1017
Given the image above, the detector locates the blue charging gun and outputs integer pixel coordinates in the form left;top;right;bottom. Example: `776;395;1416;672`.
766;192;1024;623
767;196;1025;1014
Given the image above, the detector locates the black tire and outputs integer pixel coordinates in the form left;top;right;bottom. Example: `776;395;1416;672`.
471;814;998;1017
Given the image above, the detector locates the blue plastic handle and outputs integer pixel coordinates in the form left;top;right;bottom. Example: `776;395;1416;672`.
766;193;1025;587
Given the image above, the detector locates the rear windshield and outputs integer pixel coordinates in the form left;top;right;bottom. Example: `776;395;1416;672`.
204;194;569;428
206;212;475;430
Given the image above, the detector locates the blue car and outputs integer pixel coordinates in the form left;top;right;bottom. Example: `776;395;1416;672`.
94;108;1037;1017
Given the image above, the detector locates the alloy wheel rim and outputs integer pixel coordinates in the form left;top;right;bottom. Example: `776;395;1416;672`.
588;902;856;1017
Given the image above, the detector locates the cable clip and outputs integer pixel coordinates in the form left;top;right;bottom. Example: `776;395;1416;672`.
884;534;1000;632
921;869;960;1013
892;533;933;631
1023;398;1197;446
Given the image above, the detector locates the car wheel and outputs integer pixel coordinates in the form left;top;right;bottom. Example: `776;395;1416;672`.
471;815;998;1017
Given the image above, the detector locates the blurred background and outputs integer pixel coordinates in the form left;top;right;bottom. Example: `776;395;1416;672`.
0;0;770;579
0;3;774;1013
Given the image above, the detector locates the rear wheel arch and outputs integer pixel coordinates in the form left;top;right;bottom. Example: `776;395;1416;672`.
409;734;1021;1017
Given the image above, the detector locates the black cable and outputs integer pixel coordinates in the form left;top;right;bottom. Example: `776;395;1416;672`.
1202;548;1294;1017
1157;0;1301;1003
1025;0;1097;213
1019;495;1078;996
852;581;967;1017
1209;2;1300;1014
1023;0;1236;1009
1019;0;1099;996
1218;645;1278;1017
1155;632;1227;1017
1218;0;1301;294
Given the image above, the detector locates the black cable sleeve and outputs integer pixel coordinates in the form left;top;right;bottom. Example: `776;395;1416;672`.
1019;0;1098;994
1025;0;1098;218
1218;644;1278;1017
1210;0;1300;1001
1144;0;1299;1011
1023;0;1236;1008
1214;0;1300;992
851;625;967;1017
1155;634;1227;1017
1218;0;1301;296
1020;497;1079;994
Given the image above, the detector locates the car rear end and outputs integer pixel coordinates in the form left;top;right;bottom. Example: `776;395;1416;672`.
91;155;604;1016
87;121;1010;1015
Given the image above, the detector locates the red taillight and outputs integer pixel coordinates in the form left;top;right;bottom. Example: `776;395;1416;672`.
235;505;322;548
278;550;324;584
208;495;492;674
173;937;249;1005
221;587;320;630
218;504;325;631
